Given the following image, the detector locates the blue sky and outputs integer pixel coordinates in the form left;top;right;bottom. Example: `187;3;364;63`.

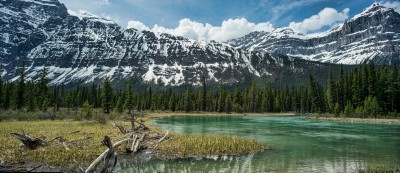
59;0;400;41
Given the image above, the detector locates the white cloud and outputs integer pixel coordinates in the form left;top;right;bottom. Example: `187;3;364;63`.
127;18;273;42
380;1;400;13
127;21;150;31
289;8;350;33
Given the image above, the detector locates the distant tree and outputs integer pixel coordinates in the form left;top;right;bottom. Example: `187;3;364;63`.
82;100;93;119
363;96;380;118
344;101;354;117
184;87;192;112
225;94;232;113
101;76;113;114
26;83;35;111
124;79;134;113
327;69;336;111
37;68;49;111
115;96;123;113
217;85;226;112
201;77;207;111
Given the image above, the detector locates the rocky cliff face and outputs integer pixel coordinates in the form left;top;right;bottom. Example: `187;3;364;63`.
228;3;400;65
0;0;336;87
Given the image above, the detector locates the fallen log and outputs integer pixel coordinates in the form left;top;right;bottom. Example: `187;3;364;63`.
157;129;170;143
130;135;137;152
134;133;146;153
85;136;129;173
10;133;48;149
111;121;128;134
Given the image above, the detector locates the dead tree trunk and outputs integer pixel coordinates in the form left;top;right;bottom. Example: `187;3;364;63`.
85;136;118;173
130;108;135;131
111;121;128;134
10;133;48;149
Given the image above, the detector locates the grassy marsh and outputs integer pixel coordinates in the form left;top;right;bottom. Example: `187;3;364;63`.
0;120;130;166
156;134;265;159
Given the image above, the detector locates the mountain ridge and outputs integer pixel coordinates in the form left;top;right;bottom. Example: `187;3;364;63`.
227;3;400;65
0;0;393;87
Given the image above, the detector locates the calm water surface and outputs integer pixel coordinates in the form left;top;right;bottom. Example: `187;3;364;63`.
116;115;400;173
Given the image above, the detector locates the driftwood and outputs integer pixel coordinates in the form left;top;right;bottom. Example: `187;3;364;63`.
157;129;170;143
111;121;128;134
85;136;119;173
130;135;138;152
27;164;42;172
134;133;146;153
10;133;49;149
130;109;135;130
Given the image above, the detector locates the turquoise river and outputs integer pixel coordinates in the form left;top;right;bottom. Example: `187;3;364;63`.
116;115;400;173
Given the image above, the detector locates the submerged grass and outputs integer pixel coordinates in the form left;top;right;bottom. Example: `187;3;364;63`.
358;166;400;173
156;134;265;159
0;120;129;166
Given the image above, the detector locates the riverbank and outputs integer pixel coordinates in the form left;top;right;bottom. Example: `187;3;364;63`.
146;112;296;119
307;116;400;125
0;112;269;172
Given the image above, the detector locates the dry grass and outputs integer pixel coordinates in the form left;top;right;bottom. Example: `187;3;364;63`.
0;120;130;166
156;134;265;159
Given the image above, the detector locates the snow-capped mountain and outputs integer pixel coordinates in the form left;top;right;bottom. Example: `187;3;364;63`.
0;0;340;86
228;3;400;65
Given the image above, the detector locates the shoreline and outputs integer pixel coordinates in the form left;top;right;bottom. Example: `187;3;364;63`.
307;116;400;125
146;112;296;119
0;112;273;172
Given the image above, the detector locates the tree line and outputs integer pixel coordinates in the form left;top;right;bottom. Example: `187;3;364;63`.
1;63;399;118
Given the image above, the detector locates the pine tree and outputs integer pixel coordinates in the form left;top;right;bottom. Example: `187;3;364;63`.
225;94;232;113
37;68;49;111
201;77;207;111
184;87;192;112
363;96;380;118
309;73;320;113
250;80;257;112
327;69;336;111
168;92;175;111
386;66;398;112
217;85;226;112
101;76;113;114
26;83;35;111
114;96;123;113
82;100;93;119
344;101;354;117
124;80;134;113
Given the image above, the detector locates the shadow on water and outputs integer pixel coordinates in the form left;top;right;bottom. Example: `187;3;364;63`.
116;115;400;173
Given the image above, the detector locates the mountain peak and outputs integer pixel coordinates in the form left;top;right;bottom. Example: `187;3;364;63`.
68;10;117;25
349;2;394;21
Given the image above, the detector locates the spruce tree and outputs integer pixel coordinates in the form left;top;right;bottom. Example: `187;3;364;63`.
217;85;226;112
201;77;207;111
225;94;232;113
37;68;49;111
101;76;113;114
26;83;35;111
168;92;175;111
114;96;123;113
124;80;134;113
184;87;192;112
327;69;336;111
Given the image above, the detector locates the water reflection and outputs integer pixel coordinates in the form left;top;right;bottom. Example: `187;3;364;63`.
116;116;400;173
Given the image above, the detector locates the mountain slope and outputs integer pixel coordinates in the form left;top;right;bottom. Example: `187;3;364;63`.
228;3;400;65
0;0;344;87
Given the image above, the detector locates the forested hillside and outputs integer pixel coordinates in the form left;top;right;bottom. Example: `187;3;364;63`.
1;63;399;118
